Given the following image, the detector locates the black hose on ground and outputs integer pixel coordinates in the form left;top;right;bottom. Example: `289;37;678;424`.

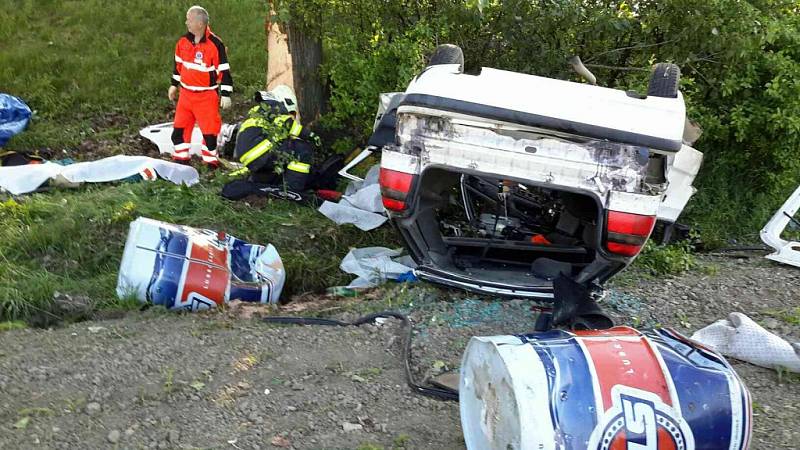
261;312;459;402
704;246;771;253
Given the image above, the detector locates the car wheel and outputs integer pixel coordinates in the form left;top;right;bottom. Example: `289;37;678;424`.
428;44;464;72
647;63;680;98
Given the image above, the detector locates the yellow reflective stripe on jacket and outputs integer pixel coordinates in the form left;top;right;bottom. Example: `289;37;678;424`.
239;117;269;133
229;166;250;177
289;122;303;137
287;161;311;174
272;115;291;127
239;138;274;166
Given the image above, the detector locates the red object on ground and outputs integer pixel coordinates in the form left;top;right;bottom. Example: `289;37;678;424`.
316;189;342;202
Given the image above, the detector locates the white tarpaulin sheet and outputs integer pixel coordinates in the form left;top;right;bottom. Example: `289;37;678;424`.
318;200;387;231
340;247;416;288
319;165;387;231
691;312;800;373
0;155;199;195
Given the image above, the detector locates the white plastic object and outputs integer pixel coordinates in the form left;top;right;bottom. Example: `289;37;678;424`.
116;217;285;309
691;312;800;373
339;247;415;288
657;145;704;222
460;328;752;450
139;122;234;157
761;184;800;267
338;147;374;182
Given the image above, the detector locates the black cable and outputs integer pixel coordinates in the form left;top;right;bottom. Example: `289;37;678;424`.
784;211;800;229
261;311;459;401
701;246;771;254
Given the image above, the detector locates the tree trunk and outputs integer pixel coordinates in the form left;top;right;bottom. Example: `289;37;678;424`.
265;5;325;125
286;22;325;126
266;13;294;89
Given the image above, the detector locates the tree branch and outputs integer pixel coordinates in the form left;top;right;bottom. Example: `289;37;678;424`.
585;38;682;63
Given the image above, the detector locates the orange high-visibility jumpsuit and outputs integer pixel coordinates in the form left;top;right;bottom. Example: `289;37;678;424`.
170;26;233;166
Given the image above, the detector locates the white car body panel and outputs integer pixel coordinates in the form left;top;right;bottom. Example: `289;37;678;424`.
404;65;686;153
657;145;704;222
761;184;800;267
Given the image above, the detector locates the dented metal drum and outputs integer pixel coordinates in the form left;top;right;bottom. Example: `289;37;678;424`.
459;326;751;450
116;217;285;310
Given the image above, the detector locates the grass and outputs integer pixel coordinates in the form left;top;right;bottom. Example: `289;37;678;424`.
764;307;800;326
163;366;176;393
776;365;800;385
0;0;268;152
0;321;27;332
356;445;384;450
0;1;405;324
393;434;411;449
630;240;697;277
0;177;398;322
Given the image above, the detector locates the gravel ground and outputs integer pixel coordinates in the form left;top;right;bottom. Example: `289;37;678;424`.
0;255;798;449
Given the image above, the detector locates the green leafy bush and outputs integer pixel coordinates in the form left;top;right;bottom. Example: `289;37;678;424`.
633;240;697;276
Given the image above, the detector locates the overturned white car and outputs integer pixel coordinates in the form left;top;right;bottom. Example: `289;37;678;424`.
364;45;702;299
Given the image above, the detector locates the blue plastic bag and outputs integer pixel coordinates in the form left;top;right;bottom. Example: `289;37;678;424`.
0;94;32;147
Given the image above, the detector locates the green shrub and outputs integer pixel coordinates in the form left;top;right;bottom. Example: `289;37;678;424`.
633;240;697;276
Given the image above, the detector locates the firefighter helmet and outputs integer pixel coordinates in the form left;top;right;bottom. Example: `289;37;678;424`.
271;84;298;114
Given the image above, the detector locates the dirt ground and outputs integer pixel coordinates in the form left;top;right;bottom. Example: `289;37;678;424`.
0;255;798;449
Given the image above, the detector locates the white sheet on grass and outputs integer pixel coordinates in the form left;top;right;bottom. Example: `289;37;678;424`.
318;200;387;231
0;155;200;195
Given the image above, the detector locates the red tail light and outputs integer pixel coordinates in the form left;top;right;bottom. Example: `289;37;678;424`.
605;210;656;257
379;168;415;211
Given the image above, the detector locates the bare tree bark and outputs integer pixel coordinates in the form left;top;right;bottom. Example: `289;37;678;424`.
265;4;325;125
266;8;294;91
286;21;325;125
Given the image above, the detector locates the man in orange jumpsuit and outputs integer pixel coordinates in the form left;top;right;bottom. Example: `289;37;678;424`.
168;5;233;166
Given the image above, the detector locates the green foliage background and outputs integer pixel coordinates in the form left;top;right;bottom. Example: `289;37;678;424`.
289;0;800;245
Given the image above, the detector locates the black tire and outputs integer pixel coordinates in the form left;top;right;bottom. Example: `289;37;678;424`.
427;44;464;72
647;63;681;98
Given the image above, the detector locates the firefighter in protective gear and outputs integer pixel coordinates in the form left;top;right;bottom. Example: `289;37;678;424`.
168;5;233;167
231;85;322;192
